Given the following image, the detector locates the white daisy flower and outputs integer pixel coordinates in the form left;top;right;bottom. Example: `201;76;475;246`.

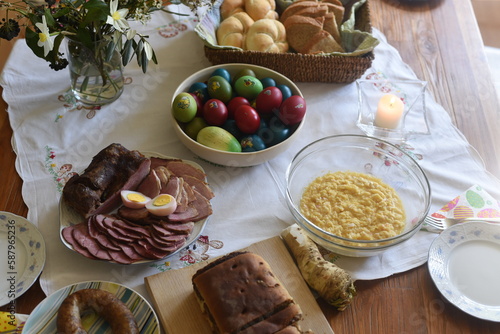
106;0;129;32
35;16;53;57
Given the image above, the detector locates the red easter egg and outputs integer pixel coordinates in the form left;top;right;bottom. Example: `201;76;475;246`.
203;99;228;126
234;105;261;134
189;92;203;116
278;95;306;125
227;96;251;119
256;86;283;114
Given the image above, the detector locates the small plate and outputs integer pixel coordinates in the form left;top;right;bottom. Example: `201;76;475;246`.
428;221;500;321
59;152;210;264
22;281;160;333
0;212;45;307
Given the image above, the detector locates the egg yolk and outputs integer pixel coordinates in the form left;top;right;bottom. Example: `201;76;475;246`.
127;193;147;203
152;194;173;206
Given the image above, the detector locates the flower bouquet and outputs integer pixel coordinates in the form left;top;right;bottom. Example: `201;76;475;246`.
0;0;213;104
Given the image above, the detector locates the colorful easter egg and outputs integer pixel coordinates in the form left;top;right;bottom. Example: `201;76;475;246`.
439;196;459;212
207;76;232;103
466;190;485;208
234;76;263;100
211;68;231;83
477;208;500;218
453;205;474;218
241;134;266;152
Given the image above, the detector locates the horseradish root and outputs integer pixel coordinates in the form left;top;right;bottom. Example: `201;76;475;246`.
281;224;356;311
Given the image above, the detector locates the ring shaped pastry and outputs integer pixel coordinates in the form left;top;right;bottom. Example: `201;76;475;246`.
56;289;139;334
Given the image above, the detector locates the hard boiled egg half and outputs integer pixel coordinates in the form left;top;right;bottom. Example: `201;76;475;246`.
121;190;151;209
146;194;177;216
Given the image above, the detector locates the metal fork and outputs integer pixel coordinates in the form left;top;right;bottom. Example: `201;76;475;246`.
422;216;500;231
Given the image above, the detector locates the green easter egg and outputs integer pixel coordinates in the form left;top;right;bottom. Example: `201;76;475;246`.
185;117;208;140
466;190;485;208
172;92;197;123
207;76;232;103
233;69;257;84
197;126;242;152
234;75;263;100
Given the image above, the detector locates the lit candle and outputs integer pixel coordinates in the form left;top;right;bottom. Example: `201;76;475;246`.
374;94;404;129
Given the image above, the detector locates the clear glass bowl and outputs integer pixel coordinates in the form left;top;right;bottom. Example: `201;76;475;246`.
285;134;431;257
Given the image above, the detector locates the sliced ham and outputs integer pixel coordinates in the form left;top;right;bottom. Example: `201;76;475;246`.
190;189;213;222
168;207;199;223
182;175;215;200
154;166;171;185
117;206;150;224
136;169;161;198
87;216;122;252
62;225;97;260
165;160;206;181
71;223;112;261
155;221;195;235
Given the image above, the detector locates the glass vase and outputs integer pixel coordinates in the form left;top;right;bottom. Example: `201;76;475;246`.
66;39;124;106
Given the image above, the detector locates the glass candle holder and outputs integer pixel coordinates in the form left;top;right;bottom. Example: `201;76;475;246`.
356;79;429;142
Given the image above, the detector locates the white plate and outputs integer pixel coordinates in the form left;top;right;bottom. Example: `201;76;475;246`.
0;212;45;307
428;221;500;321
22;280;160;333
59;152;210;264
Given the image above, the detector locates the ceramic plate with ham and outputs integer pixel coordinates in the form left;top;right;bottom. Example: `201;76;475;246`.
59;143;214;264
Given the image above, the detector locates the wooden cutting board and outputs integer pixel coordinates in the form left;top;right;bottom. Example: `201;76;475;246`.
144;236;334;334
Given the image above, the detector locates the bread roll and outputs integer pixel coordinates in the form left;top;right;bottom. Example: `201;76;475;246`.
220;0;245;20
217;12;255;48
246;19;289;53
245;0;279;21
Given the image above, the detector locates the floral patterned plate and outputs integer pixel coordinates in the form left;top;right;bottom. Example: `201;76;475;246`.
0;212;45;307
22;280;160;333
428;221;500;322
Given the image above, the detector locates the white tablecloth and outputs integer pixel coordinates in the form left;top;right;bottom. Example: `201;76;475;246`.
2;8;500;305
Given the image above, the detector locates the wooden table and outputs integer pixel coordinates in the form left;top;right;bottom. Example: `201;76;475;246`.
1;0;499;332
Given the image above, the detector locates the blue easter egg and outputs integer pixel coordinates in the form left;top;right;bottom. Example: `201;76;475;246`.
188;82;209;103
260;77;276;88
222;119;244;140
276;84;292;101
241;134;266;152
211;68;231;83
257;116;290;146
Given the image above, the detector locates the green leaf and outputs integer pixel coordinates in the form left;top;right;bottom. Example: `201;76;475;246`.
75;28;93;48
135;39;143;68
52;7;72;19
121;39;134;66
25;27;46;59
43;8;56;28
104;40;116;63
141;50;148;73
151;50;158;64
82;0;109;24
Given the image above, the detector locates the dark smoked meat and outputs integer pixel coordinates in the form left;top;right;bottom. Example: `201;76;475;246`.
62;143;151;218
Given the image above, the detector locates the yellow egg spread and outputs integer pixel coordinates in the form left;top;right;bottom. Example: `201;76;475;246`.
300;171;405;241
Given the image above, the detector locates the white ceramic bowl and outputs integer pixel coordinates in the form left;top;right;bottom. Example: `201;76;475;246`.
286;135;432;257
171;64;305;167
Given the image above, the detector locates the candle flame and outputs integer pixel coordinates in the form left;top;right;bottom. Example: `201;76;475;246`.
389;96;397;107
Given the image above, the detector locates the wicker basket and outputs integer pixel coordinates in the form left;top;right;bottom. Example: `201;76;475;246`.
203;0;374;83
